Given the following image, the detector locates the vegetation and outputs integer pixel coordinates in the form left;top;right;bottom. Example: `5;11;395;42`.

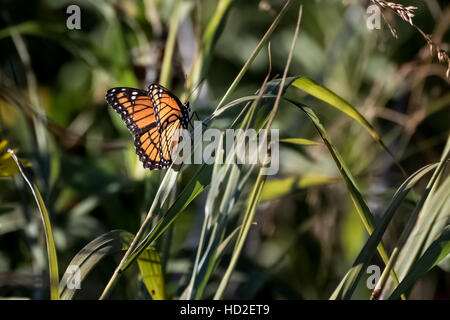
0;0;449;300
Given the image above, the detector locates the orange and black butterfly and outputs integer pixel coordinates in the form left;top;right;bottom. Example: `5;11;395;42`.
105;84;192;170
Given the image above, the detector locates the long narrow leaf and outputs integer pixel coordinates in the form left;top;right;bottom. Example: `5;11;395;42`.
286;102;402;292
292;77;404;175
60;230;133;300
381;135;450;298
389;225;450;300
137;247;165;300
60;229;163;300
330;163;438;299
8;149;60;300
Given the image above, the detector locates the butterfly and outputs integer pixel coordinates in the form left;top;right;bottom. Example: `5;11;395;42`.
105;84;192;170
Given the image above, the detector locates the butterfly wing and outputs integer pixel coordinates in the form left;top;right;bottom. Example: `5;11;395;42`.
147;84;191;164
106;85;191;170
106;87;156;135
134;123;169;169
106;87;166;170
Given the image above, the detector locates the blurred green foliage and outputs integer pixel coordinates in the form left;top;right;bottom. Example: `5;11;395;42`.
0;0;449;299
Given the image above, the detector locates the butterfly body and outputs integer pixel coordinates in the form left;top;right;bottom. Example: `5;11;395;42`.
106;84;191;170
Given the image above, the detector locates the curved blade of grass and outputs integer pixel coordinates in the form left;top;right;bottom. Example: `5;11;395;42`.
208;94;277;122
188;52;278;299
99;168;180;299
122;164;213;272
292;78;374;136
213;5;303;299
60;229;164;300
422;175;450;251
291;77;405;176
383;173;450;298
60;230;134;300
285;101;403;294
209;76;298;124
380;135;450;298
287;102;374;231
201;0;234;61
213;0;292;113
329;163;438;299
184;134;226;299
389;225;450;300
213;156;268;300
199;0;234;78
8;149;59;300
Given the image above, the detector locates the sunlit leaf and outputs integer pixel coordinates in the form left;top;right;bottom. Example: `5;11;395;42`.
261;174;338;201
137;247;165;300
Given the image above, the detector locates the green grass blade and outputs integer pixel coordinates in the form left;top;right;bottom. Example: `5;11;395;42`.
286;101;402;294
60;229;163;300
287;102;374;231
208;94;277;121
201;0;234;60
8;149;60;300
213;0;292;113
389;225;450;300
185;134;225;299
329;163;438;299
381;135;450;298
121;164;213;272
292;77;376;137
194;163;245;299
99;167;180;299
292;77;405;175
137;247;165;300
422;175;450;251
60;230;134;300
213;5;303;299
213;161;268;299
280;138;323;146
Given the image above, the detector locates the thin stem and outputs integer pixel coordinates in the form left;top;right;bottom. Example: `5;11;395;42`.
99;209;154;300
213;0;292;113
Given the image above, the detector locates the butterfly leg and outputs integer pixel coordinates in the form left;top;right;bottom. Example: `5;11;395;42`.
193;111;207;128
188;111;206;129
